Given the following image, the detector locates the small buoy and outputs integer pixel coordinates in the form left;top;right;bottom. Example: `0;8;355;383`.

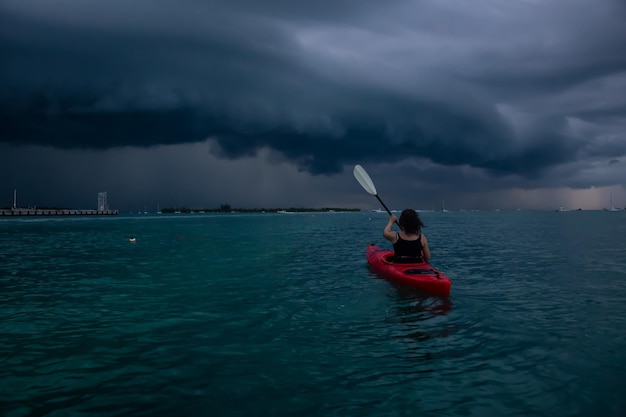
129;237;136;243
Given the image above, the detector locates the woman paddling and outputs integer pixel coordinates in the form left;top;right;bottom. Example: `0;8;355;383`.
383;209;431;262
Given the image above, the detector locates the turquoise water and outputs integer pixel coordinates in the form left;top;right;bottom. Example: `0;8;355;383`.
1;211;625;416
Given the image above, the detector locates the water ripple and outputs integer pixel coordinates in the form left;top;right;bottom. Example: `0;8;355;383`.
1;212;625;416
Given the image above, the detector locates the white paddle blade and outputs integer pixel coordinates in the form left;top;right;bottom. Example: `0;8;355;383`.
353;164;377;195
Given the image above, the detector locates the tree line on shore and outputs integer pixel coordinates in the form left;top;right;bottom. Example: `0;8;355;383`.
160;204;360;213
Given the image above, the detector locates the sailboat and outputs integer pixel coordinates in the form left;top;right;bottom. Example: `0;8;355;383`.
157;204;162;214
441;200;449;212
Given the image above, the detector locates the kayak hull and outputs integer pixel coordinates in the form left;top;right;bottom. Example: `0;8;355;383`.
366;244;451;296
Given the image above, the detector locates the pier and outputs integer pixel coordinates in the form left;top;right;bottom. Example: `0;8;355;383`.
0;209;118;216
3;190;118;216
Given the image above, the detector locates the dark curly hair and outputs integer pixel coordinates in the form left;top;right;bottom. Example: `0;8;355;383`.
399;209;425;234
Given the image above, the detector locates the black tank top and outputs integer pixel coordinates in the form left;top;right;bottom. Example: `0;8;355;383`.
393;233;423;260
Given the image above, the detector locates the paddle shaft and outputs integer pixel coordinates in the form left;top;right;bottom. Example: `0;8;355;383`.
375;195;401;228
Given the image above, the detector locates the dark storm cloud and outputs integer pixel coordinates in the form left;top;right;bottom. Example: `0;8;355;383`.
1;0;625;178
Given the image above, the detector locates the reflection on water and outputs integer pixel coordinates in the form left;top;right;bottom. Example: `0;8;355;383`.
387;284;455;347
392;284;454;317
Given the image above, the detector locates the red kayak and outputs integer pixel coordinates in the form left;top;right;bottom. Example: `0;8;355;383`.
366;244;451;296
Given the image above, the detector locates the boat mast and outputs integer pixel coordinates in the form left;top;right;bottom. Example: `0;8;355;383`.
13;189;16;209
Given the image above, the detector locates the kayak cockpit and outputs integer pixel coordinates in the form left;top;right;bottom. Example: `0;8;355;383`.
383;254;425;264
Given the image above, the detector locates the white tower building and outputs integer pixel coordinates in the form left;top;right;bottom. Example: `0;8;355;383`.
98;192;108;211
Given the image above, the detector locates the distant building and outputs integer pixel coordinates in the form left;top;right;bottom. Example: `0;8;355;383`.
98;192;109;211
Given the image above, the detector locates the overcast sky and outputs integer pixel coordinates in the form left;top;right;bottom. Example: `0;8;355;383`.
1;0;625;211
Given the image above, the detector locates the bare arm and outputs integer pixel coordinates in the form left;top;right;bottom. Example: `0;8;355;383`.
421;234;431;260
383;214;398;243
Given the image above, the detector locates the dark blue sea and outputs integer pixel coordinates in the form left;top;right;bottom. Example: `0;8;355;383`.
1;210;625;417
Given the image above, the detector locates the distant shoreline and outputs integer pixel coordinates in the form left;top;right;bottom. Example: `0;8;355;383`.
157;207;361;214
0;208;119;216
0;204;361;215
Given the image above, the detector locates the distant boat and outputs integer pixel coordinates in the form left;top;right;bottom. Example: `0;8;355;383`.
157;204;162;214
277;210;294;214
441;200;449;212
606;192;621;211
372;208;386;213
556;206;568;212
